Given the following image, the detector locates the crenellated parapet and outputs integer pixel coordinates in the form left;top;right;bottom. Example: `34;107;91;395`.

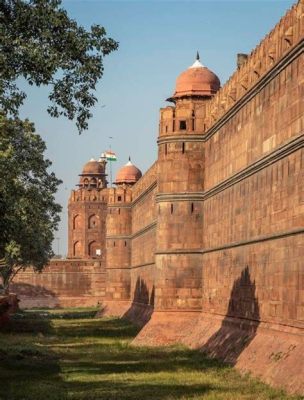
204;0;304;131
69;188;108;203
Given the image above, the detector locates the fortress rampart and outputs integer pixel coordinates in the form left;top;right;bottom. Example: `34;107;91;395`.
11;1;304;394
12;260;106;308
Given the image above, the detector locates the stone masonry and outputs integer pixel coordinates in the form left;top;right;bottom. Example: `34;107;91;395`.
13;1;304;394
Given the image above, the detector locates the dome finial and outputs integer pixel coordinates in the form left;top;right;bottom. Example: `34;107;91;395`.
189;52;205;69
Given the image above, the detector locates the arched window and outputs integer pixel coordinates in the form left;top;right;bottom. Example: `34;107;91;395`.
73;241;81;257
73;215;80;229
88;214;98;229
90;177;97;187
88;241;98;257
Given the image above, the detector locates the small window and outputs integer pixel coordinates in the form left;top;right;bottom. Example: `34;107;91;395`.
113;241;116;247
117;195;122;202
124;241;127;247
191;203;194;214
179;120;187;130
171;204;173;214
165;143;167;155
182;142;185;154
118;208;120;215
165;125;168;133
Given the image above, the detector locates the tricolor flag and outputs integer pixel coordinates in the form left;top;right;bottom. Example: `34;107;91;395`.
103;150;117;161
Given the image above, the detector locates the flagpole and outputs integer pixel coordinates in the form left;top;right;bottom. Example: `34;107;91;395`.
109;136;113;187
110;160;112;187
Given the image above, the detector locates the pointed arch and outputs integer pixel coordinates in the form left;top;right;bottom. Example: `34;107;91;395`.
73;241;81;257
88;214;98;229
88;240;99;257
73;214;81;229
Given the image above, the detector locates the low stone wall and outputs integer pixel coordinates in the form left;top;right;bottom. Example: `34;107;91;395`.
11;259;106;309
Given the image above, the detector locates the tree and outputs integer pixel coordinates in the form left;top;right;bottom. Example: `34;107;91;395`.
0;114;62;292
0;0;118;133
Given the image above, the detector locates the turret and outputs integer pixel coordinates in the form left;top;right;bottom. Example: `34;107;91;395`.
155;54;220;310
68;158;108;259
104;159;142;313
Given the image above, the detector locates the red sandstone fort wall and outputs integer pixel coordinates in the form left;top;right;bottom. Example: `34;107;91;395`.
127;163;157;320
202;44;303;328
11;260;106;308
134;2;304;393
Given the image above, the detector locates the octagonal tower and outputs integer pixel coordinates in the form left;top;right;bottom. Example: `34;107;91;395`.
155;54;220;311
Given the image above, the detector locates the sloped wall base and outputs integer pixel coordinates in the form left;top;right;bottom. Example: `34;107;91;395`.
132;311;304;395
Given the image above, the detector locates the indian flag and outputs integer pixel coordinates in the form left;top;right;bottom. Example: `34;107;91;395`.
104;150;117;161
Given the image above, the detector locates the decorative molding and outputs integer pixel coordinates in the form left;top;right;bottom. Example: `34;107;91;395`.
201;228;304;254
132;221;157;240
203;133;304;200
132;181;157;206
107;220;157;240
155;249;202;255
107;204;132;209
131;262;155;269
156;133;303;203
156;192;204;203
106;235;130;240
155;228;304;255
158;134;204;145
154;228;304;255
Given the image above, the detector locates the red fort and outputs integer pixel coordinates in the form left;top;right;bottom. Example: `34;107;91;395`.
13;0;304;394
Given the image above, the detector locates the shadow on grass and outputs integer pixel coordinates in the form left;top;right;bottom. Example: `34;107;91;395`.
0;314;64;400
0;309;221;400
0;309;295;400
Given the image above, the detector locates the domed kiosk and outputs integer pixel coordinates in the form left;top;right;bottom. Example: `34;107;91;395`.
78;158;107;190
115;158;142;186
168;52;220;102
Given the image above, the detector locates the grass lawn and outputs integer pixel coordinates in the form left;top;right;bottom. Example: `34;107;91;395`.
0;308;301;400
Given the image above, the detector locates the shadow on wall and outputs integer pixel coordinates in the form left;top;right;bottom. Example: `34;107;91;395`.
201;266;260;365
123;277;155;327
10;283;59;308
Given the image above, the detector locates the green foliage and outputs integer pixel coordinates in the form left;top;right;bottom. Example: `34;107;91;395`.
0;0;118;132
0;309;300;400
0;115;62;291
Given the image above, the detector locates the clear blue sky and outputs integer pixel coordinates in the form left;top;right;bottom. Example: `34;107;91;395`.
18;0;294;255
